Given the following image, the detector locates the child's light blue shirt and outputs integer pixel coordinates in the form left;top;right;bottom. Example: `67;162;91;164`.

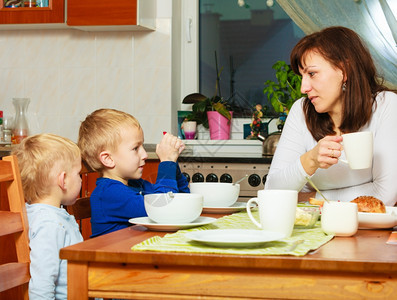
26;203;83;300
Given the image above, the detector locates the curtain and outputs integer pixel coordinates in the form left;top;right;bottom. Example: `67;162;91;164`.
276;0;397;89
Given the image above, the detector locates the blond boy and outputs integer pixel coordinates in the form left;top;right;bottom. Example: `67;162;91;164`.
13;134;83;300
78;109;189;237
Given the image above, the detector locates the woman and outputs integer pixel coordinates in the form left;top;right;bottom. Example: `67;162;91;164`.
264;26;397;206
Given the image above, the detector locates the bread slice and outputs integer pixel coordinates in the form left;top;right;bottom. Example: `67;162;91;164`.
351;196;386;213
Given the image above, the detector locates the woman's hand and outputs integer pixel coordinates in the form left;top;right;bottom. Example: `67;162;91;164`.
301;135;343;175
156;133;185;162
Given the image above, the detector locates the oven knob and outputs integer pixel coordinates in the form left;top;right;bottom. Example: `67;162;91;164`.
262;174;268;185
206;173;218;182
220;173;233;183
248;174;261;187
182;172;190;182
192;173;205;182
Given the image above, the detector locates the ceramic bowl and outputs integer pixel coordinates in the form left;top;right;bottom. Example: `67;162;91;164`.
189;183;240;207
144;193;203;224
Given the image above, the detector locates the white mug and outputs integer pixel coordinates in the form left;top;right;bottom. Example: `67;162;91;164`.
321;201;358;237
246;189;298;238
340;131;373;169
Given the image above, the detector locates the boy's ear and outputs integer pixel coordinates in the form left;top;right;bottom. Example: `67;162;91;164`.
58;171;67;191
99;150;115;168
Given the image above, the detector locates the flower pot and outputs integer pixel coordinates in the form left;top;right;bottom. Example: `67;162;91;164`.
207;111;233;140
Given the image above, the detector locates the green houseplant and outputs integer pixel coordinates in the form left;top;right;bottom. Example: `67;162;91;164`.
263;60;304;114
185;95;232;129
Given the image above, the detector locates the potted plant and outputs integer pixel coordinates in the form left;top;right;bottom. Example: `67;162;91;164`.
263;60;304;115
185;95;231;129
185;95;233;140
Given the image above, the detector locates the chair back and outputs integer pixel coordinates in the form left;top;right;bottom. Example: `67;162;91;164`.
0;155;30;300
65;197;91;233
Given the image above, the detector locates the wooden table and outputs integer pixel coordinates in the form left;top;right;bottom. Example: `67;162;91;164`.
60;218;397;300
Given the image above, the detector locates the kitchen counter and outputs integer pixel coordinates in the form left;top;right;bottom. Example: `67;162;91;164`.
0;145;13;157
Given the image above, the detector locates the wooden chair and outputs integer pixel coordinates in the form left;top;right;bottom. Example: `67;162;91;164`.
65;197;91;235
66;197;91;240
0;155;30;300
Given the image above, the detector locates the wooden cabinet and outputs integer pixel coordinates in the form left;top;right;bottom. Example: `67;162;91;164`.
67;0;156;30
0;0;155;30
0;0;64;25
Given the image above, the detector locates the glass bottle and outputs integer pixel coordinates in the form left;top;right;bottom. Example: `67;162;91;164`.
12;98;30;144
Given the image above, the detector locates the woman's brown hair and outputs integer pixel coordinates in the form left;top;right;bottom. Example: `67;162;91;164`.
290;26;392;141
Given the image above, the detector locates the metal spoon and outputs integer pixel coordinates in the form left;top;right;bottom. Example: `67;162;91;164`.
233;174;248;185
166;191;175;203
305;176;330;203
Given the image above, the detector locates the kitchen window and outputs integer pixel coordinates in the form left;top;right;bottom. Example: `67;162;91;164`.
174;0;304;117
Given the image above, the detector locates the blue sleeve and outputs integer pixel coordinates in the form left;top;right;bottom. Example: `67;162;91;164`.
176;163;190;193
147;161;189;193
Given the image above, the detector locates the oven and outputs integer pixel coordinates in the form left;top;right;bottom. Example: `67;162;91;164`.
179;157;272;202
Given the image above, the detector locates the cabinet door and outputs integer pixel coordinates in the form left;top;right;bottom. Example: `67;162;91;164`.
0;0;64;24
67;0;137;26
142;160;159;184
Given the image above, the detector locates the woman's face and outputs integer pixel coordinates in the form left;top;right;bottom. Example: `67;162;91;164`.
299;51;345;119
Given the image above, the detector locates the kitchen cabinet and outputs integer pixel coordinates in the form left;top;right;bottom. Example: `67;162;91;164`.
0;0;64;25
67;0;156;31
0;0;155;31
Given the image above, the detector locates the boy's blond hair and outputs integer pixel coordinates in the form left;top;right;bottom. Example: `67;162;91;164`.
78;109;141;173
12;133;81;204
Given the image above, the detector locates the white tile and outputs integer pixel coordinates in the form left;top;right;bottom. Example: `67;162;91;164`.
59;30;96;68
95;67;134;112
95;32;134;67
59;67;96;116
156;0;172;18
134;19;171;68
134;66;171;115
139;114;171;144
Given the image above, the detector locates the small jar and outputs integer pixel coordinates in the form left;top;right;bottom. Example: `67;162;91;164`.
3;129;12;143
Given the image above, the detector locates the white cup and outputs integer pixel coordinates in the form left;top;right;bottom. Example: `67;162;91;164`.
321;201;358;237
182;121;197;140
246;189;298;237
340;131;373;169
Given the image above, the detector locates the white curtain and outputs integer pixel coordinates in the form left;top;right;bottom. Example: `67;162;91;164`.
276;0;397;89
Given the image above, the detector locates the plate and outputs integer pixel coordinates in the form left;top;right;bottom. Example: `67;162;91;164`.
185;229;285;248
128;216;216;232
202;202;254;214
358;206;397;229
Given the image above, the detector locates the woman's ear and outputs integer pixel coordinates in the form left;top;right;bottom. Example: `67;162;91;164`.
99;150;115;168
58;171;67;191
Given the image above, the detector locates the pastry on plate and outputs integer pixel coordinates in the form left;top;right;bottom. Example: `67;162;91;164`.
309;197;324;207
351;196;386;213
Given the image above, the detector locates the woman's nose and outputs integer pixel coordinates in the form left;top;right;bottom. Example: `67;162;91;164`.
301;77;311;94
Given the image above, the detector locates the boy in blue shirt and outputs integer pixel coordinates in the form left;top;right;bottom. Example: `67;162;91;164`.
78;108;189;237
13;134;84;300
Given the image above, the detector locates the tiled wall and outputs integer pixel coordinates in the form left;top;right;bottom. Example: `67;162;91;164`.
0;0;173;144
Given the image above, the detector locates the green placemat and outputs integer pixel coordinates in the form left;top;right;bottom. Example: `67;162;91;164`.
131;211;334;256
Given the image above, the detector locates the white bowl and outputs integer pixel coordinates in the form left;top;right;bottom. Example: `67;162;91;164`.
144;193;203;224
189;183;240;207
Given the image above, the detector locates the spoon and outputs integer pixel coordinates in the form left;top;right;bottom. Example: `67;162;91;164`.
305;176;330;203
166;191;175;203
233;174;248;185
